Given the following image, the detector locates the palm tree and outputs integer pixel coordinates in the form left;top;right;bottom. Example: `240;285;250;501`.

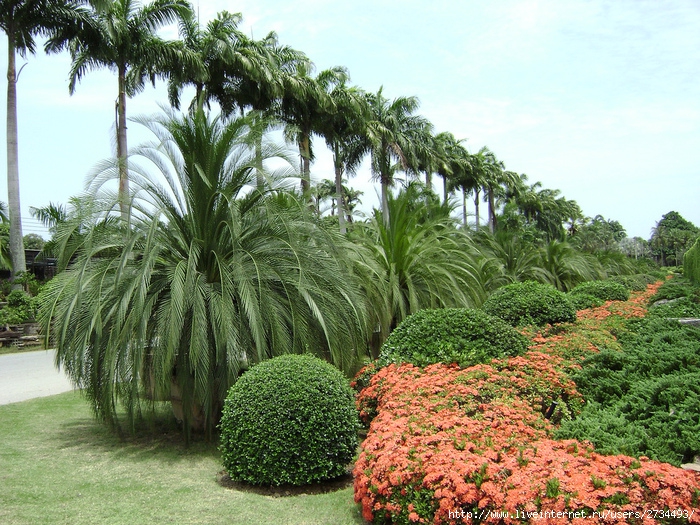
434;132;473;225
167;10;246;113
352;188;483;350
39;108;369;442
1;0;84;280
316;81;368;234
277;64;349;196
364;88;428;226
539;240;601;291
48;0;197;219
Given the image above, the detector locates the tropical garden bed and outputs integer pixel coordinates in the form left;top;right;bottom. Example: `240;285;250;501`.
352;280;700;524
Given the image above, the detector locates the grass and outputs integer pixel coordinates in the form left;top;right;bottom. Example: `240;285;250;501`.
0;391;365;525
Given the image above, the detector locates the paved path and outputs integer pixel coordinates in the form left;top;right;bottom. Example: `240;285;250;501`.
0;349;74;405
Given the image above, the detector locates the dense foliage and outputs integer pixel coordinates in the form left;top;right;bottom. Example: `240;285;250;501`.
569;280;630;302
607;274;652;292
684;238;700;285
557;317;700;465
648;277;696;304
567;292;604;311
354;280;700;524
355;361;699;525
39;110;368;441
376;308;529;369
482;280;577;327
219;354;358;486
0;289;37;325
650;211;699;266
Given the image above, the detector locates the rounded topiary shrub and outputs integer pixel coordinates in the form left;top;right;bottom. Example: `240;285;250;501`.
377;308;530;368
568;293;604;311
608;275;647;292
219;354;359;486
482;281;577;327
569;280;630;302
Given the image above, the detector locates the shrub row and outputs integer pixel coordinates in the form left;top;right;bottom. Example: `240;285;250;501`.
569;280;630;302
354;278;700;523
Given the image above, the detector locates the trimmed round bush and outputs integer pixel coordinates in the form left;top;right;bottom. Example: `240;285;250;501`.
569;280;630;302
482;281;577;327
568;293;604;311
219;354;359;486
377;308;529;368
608;275;647;292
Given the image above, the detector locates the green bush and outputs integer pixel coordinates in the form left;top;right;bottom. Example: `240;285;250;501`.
683;237;700;285
557;374;700;465
633;273;660;285
568;293;604;311
377;308;529;369
607;275;647;292
219;354;358;486
0;290;38;325
569;280;630;302
482;281;577;327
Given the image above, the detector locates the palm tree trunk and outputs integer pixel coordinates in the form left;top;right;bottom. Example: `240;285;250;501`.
473;189;480;231
117;63;129;221
299;133;311;196
462;188;467;229
6;29;26;281
488;186;496;233
442;174;448;204
335;170;346;233
381;179;390;228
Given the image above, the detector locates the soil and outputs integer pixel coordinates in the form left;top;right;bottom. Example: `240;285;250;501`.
216;470;354;497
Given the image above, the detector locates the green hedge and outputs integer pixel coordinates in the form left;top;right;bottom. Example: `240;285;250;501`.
684;237;700;285
569;280;630;302
377;308;529;369
219;354;359;486
482;281;577;327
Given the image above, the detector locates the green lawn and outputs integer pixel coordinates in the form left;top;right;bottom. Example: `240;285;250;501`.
0;392;365;525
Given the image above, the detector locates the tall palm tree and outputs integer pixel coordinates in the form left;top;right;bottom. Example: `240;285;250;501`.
167;10;246;113
1;0;83;280
277;64;349;196
48;0;197;219
364;88;427;226
316;81;368;233
39;108;369;442
435;132;473;225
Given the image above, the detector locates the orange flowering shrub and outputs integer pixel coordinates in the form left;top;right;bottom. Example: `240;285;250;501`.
354;364;700;524
354;281;700;524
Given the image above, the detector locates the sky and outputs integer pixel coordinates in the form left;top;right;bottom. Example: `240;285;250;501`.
1;0;699;239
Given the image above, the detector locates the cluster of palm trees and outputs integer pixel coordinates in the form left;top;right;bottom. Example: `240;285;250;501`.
3;1;645;440
3;0;590;277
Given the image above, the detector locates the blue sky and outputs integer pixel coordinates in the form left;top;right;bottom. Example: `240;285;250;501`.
1;0;699;239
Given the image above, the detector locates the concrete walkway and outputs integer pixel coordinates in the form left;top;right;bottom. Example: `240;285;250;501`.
0;349;74;405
